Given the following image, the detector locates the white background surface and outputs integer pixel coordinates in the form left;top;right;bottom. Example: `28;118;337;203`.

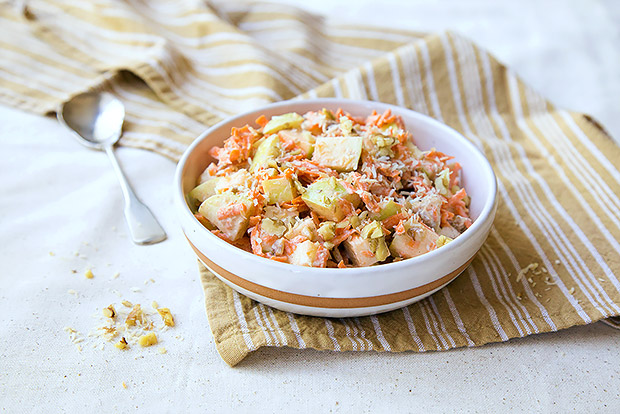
1;1;620;412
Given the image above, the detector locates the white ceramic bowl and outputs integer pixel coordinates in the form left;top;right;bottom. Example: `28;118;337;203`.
174;99;497;317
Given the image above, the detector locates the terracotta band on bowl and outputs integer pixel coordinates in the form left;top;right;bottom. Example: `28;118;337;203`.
186;236;474;309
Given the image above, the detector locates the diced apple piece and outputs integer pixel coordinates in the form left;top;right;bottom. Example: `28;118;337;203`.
285;217;318;241
264;205;298;228
252;219;286;255
250;135;280;172
262;176;296;204
370;199;401;221
198;193;254;241
389;220;439;259
343;233;390;267
188;178;220;210
360;221;384;240
404;140;423;158
312;136;363;172
374;238;390;262
380;121;399;133
278;129;315;158
301;177;360;221
339;116;354;135
260;218;287;237
436;235;452;248
263;112;304;135
288;240;328;267
317;221;336;241
189;170;253;210
407;191;443;230
218;169;252;192
438;225;460;239
434;168;451;197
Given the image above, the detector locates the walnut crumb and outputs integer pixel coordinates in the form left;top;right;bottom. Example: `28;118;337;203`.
102;305;116;319
138;332;157;347
121;300;133;308
115;337;128;350
85;269;94;279
151;301;159;309
516;263;539;282
158;347;167;354
157;308;175;327
125;304;143;327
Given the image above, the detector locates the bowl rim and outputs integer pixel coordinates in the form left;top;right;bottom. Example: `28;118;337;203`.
174;98;497;275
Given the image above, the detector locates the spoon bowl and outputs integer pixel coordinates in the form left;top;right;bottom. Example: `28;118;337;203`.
58;91;167;245
59;92;125;149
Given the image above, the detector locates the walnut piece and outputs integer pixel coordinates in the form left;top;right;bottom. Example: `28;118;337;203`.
138;332;157;347
102;305;116;319
114;337;128;350
125;304;143;327
157;308;175;327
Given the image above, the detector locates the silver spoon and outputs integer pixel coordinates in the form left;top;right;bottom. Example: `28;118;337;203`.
58;92;167;245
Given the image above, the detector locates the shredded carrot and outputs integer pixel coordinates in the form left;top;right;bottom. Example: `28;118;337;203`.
310;211;320;227
280;195;307;211
216;202;247;220
331;229;355;246
337;260;347;269
194;213;210;228
382;213;407;229
211;229;231;243
248;215;261;227
440;210;455;227
360;192;382;213
255;114;268;127
206;164;217;176
446;188;468;217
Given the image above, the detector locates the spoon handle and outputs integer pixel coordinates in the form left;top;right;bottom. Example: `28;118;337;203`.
104;145;167;245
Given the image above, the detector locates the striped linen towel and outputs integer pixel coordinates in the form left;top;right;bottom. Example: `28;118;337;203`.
2;1;619;366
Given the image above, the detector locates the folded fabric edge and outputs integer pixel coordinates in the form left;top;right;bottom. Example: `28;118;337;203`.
198;258;619;367
200;264;250;367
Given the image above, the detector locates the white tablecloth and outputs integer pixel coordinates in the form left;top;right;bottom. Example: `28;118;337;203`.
2;1;619;411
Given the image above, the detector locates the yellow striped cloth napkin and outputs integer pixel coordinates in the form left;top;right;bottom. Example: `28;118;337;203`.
2;1;619;366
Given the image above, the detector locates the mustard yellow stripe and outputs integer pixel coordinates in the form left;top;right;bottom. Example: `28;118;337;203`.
454;35;609;323
443;34;562;332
